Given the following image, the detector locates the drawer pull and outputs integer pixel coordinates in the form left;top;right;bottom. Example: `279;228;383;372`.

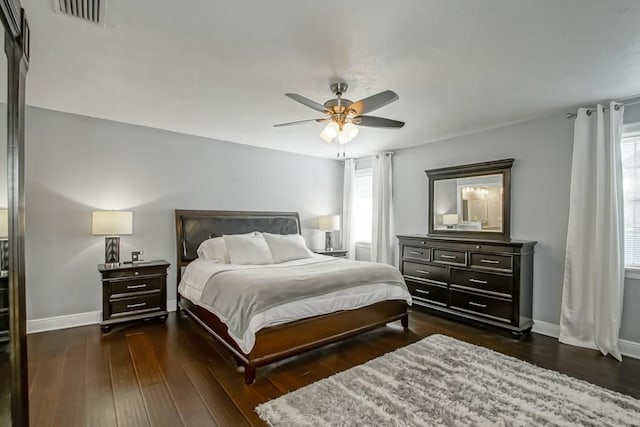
480;259;500;264
127;302;147;309
126;284;147;289
415;289;430;295
469;301;487;308
469;278;488;285
440;254;457;259
134;271;139;276
409;251;423;255
415;270;431;275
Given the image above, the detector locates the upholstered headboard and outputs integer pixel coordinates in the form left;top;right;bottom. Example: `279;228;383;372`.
174;210;301;282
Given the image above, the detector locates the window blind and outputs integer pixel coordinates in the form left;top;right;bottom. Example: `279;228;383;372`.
622;134;640;267
354;168;373;243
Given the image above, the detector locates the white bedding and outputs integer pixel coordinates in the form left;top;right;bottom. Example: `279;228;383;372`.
179;255;412;353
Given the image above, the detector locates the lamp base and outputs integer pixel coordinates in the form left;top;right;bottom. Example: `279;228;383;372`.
324;231;333;251
105;236;120;266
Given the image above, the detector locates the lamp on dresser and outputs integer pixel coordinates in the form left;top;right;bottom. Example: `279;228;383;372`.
318;215;340;251
92;211;133;266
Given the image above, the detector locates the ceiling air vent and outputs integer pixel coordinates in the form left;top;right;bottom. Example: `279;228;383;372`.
53;0;107;26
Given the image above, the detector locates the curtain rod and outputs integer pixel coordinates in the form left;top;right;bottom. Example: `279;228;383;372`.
565;97;640;119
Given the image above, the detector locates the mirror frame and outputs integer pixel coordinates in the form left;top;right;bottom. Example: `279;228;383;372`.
425;158;514;241
0;1;30;425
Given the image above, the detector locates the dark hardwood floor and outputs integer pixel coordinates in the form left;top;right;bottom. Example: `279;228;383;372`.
23;310;640;427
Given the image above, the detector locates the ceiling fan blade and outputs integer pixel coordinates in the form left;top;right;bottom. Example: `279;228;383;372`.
349;90;399;115
355;115;405;128
273;118;327;127
285;93;330;113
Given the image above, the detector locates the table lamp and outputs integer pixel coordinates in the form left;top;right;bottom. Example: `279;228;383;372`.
318;215;340;251
443;214;459;229
92;211;133;266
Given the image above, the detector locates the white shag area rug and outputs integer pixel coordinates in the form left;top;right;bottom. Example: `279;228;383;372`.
255;334;640;426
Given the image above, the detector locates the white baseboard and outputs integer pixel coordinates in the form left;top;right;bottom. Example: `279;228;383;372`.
27;299;178;334
27;310;102;334
532;319;640;360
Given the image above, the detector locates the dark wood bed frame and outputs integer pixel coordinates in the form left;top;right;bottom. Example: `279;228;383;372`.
175;209;409;384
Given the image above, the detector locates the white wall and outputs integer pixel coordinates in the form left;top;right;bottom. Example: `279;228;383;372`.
25;107;343;320
393;108;640;343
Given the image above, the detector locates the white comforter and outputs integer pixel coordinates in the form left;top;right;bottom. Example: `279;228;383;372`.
179;255;411;353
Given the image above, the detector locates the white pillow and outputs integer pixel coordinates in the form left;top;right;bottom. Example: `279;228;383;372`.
263;233;313;263
224;232;274;265
196;236;230;263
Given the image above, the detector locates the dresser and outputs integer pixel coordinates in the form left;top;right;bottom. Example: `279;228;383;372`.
99;260;170;332
398;235;536;337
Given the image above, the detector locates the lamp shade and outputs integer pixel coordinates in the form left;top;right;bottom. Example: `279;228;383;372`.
320;122;339;143
0;209;7;238
92;211;133;235
338;122;359;144
442;214;459;225
318;215;340;231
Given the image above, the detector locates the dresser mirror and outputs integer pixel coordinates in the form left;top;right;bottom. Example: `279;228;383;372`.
426;159;513;240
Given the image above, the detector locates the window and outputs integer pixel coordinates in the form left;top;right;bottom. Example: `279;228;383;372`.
621;123;640;269
353;168;373;243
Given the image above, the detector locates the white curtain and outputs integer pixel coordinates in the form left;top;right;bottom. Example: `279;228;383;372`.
342;158;356;260
371;152;394;264
559;102;625;361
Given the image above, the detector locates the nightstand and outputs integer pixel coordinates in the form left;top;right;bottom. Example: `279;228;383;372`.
99;260;170;332
312;249;348;258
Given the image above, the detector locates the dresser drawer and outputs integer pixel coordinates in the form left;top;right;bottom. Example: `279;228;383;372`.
450;289;512;323
111;293;163;317
402;246;430;261
407;280;447;306
433;249;467;266
403;262;447;284
470;253;512;272
108;276;163;296
102;265;167;280
450;269;512;296
0;311;7;332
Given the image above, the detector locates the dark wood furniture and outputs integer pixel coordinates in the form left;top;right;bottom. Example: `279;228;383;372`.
0;274;7;347
99;260;169;332
175;209;408;384
1;1;30;425
312;248;348;258
398;234;535;337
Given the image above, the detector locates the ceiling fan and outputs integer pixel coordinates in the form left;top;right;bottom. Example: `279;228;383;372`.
274;81;404;144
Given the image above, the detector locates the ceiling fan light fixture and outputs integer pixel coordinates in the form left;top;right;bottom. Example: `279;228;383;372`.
320;121;339;143
338;122;359;144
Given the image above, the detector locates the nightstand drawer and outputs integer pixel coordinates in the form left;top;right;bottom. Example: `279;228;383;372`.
402;246;430;261
403;262;447;284
108;276;163;296
110;294;162;317
450;289;511;323
450;269;512;296
433;249;467;266
102;265;167;280
407;280;447;306
469;253;512;272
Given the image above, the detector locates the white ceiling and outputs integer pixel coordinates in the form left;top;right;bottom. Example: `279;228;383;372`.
20;0;640;158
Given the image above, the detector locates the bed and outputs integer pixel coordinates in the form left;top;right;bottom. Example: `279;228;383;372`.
175;209;410;384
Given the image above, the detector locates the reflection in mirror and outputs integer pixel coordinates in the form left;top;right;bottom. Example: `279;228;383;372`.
0;30;8;424
433;174;503;232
